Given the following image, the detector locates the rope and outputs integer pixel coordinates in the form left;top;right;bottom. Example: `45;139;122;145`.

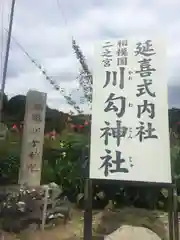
4;29;83;114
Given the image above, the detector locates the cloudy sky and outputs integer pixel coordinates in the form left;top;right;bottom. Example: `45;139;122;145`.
0;0;180;113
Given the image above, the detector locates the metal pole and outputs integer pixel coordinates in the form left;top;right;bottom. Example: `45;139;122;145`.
84;178;93;240
0;0;16;122
173;183;179;240
41;186;49;231
84;116;93;240
168;186;174;240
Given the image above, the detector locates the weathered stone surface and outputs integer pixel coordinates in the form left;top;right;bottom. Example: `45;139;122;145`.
94;207;168;240
19;90;47;187
0;183;71;232
105;225;161;240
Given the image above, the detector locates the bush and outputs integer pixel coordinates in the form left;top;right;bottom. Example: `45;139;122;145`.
0;155;20;184
1;131;180;210
42;143;85;202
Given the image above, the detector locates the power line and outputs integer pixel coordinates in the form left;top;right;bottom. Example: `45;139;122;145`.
56;0;92;107
56;0;69;31
56;0;74;53
4;29;83;114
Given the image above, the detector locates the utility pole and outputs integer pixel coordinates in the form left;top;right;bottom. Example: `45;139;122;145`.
0;0;16;122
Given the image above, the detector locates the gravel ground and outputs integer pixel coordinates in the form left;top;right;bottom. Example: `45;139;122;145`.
0;210;172;240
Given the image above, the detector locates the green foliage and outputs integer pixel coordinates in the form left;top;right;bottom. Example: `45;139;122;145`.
2;93;90;134
171;144;180;175
52;147;83;193
41;160;57;183
0;153;20;185
0;133;21;157
1;131;180;210
171;144;180;191
6;95;26;122
42;133;86;200
45;107;67;133
1;92;180;209
0;133;21;184
61;131;88;147
0;93;8;111
0;132;86;201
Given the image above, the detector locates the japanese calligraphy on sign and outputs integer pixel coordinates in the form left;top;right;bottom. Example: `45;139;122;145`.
90;38;171;184
19;90;47;186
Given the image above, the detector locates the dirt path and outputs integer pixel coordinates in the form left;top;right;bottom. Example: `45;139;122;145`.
0;209;84;240
0;209;171;240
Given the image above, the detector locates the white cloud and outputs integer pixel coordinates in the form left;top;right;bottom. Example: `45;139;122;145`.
1;0;180;112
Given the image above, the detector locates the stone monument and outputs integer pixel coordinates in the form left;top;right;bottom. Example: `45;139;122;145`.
19;90;47;186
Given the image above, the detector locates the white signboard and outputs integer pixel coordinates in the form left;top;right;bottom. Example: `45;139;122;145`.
19;90;47;186
90;38;171;183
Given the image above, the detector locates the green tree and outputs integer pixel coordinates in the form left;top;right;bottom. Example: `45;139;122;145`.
0;92;8;121
6;95;26;122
